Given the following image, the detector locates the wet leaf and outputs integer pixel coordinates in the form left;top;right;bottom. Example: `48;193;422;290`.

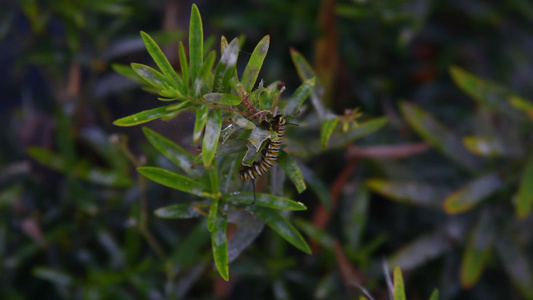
281;77;315;117
142;127;201;178
213;38;239;93
277;151;306;194
114;101;191;127
154;203;202;219
140;31;179;88
241;35;269;92
249;206;311;254
223;192;306;210
328;117;388;148
516;154;533;219
320;116;338;149
189;4;203;83
460;209;494;288
203;93;242;105
193;104;209;143
211;213;229;281
366;179;448;207
444;172;505;214
207;197;219;232
137;166;211;197
202;108;222;167
400;101;480;171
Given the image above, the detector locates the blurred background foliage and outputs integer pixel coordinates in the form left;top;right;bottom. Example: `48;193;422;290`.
1;0;533;299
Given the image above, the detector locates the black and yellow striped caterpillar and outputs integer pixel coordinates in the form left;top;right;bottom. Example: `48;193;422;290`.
240;114;286;181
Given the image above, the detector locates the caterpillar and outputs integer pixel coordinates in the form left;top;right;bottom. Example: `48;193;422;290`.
240;114;286;189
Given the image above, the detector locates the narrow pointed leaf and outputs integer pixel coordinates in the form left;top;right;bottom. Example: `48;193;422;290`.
516;153;533;219
202;108;222;167
277;151;306;194
195;50;216;95
328;117;388;148
400;102;480;171
366;179;449;207
290;48;315;82
131;63;172;92
33;268;73;286
241;35;270;92
142;127;201;177
112;63;148;85
114;102;191;126
203;93;242;105
140;31;179;88
299;162;330;211
249;206;311;254
189;4;203;83
223;192;306;210
393;267;406;300
154;203;202;219
178;42;189;95
444;172;505;214
213;38;239;93
207;197;219;232
429;290;439;300
460;209;494;288
26;148;132;187
193;104;208;142
450;66;529;121
137;166;210;197
321;116;338;149
281;77;315;117
463;136;506;157
207;158;219;194
294;218;334;250
211;214;229;281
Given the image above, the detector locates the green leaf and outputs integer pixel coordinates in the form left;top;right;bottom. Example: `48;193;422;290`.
189;4;203;83
178;41;189;95
114;102;191;126
213;38;239;93
281;77;315;117
207;158;219;194
26;147;132;187
137;166;211;197
203;93;242;105
207;197;219;232
460;209;494;288
142;127;201;177
393;267;406;300
241;35;270;92
131;63;172;93
444;172;505;214
223;192;307;210
294;218;334;250
463;136;506;157
249;206;311;254
193;104;209;143
211;213;229;281
299;163;331;211
327;117;388;148
202;108;222;167
400;101;480;171
290;48;315;82
196;50;216;95
450;66;530;121
277;151;306;194
429;290;439;300
516;153;533;219
140;31;179;88
112;63;148;85
154;203;202;219
366;178;448;207
320;116;338;149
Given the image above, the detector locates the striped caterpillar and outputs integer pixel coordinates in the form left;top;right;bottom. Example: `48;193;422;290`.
239;115;286;202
